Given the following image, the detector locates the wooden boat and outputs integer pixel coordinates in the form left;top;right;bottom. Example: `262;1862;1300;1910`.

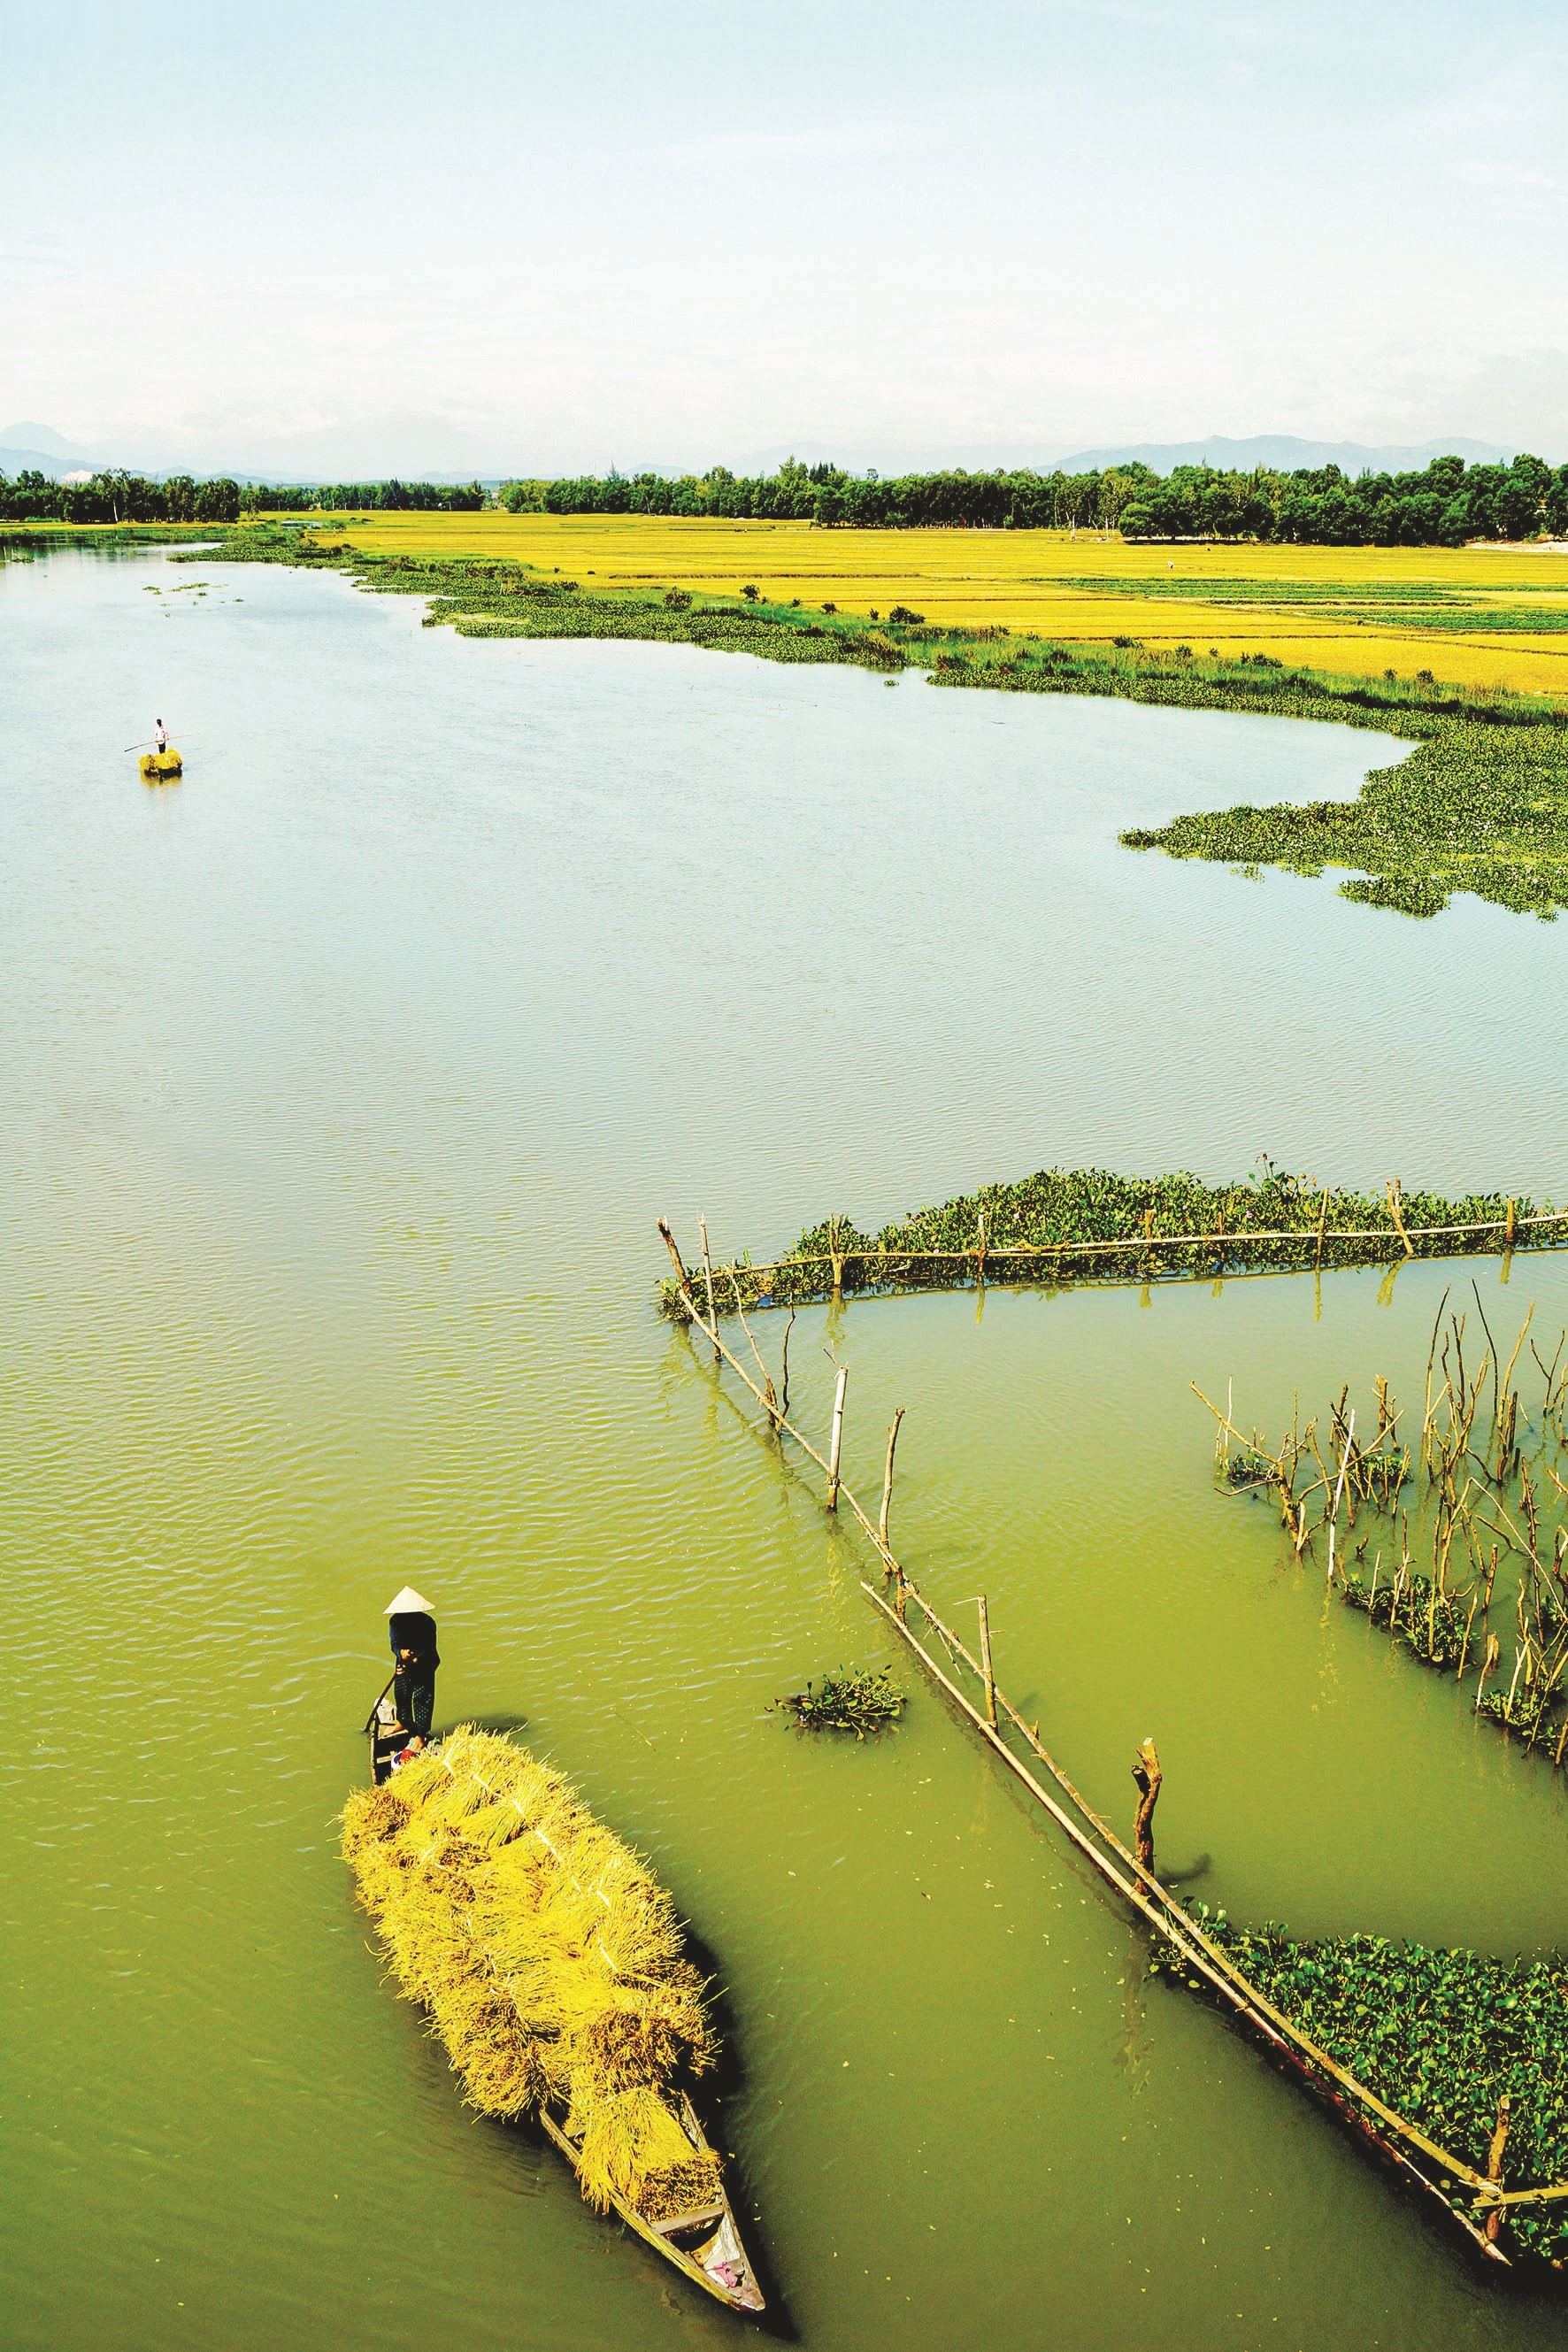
140;748;182;780
541;2095;765;2313
358;1688;766;2315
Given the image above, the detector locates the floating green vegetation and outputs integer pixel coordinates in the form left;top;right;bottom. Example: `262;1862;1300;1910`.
1124;719;1568;919
196;529;1568;919
661;1162;1556;1318
1152;1912;1568;2263
777;1666;904;1737
1216;1296;1568;1757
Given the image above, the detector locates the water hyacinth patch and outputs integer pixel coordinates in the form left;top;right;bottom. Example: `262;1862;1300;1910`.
1152;1913;1568;2263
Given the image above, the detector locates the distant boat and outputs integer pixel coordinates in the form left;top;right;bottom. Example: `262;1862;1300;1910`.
140;748;182;780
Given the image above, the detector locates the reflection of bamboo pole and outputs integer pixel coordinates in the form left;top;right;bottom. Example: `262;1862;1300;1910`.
826;1366;848;1510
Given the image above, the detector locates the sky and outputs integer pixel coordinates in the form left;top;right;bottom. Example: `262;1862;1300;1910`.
2;0;1566;476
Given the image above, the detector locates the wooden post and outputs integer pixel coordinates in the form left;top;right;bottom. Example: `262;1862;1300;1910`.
976;1595;996;1727
1505;1196;1517;1246
830;1216;844;1298
1326;1406;1356;1587
1485;2093;1510;2242
657;1217;692;1298
1387;1177;1415;1258
1132;1737;1162;1873
698;1215;719;1358
879;1405;905;1554
976;1211;988;1285
826;1365;849;1510
1314;1185;1330;1270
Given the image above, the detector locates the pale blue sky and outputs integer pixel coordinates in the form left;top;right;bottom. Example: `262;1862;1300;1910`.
3;0;1565;473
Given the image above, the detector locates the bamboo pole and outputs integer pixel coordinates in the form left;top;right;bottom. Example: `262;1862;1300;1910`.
698;1216;719;1359
826;1365;849;1511
1314;1186;1330;1269
1326;1406;1357;1587
1132;1737;1162;1872
1387;1178;1415;1257
962;1594;996;1726
1487;2095;1511;2244
879;1405;905;1553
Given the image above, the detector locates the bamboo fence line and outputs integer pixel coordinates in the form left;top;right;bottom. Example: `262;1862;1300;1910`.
657;1217;1568;2261
663;1194;1568;1318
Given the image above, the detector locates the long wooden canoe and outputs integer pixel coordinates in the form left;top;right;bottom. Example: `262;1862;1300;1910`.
359;1693;766;2315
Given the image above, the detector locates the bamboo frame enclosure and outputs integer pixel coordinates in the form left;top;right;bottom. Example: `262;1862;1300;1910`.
660;1187;1568;1321
657;1218;1568;2266
1208;1288;1568;1761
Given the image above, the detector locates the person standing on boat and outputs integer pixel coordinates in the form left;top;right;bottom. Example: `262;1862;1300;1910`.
153;718;168;754
385;1586;440;1750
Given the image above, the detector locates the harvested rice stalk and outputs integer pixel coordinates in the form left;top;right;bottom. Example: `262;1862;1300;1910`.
342;1726;719;2217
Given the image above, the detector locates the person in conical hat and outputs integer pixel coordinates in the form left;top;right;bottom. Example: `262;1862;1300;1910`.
385;1587;440;1752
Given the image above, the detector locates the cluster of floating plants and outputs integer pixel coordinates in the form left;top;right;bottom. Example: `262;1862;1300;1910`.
661;1160;1551;1318
1210;1289;1568;1756
1151;1913;1568;2263
777;1667;903;1738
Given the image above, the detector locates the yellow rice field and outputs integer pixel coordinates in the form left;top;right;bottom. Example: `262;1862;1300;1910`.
296;512;1568;697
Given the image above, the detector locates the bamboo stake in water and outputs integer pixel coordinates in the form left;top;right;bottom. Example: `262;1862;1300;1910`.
1326;1406;1357;1587
959;1594;997;1726
979;1595;995;1726
826;1365;849;1510
880;1405;905;1550
1132;1737;1162;1873
698;1215;719;1359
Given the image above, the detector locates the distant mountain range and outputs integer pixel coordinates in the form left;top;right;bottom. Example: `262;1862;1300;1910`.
0;420;1542;487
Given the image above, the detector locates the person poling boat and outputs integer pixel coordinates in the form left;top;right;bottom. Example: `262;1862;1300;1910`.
386;1584;440;1754
135;717;183;780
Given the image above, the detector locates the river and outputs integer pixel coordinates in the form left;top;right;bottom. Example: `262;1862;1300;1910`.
5;542;1568;2350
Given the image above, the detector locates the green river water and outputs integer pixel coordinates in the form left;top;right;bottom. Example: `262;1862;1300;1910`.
6;545;1568;2351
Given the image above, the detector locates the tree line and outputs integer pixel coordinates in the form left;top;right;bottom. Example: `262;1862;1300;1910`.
0;469;244;524
0;472;487;524
5;452;1564;545
501;450;1568;545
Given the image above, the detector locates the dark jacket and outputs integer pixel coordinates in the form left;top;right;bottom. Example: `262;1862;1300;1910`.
389;1612;440;1672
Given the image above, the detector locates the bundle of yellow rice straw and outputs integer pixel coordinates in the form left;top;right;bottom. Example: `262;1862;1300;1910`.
342;1726;721;2218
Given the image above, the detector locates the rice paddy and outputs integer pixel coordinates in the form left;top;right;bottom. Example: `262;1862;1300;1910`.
263;510;1568;699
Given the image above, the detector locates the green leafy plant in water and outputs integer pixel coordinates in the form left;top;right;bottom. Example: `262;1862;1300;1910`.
1152;1910;1568;2264
776;1667;903;1738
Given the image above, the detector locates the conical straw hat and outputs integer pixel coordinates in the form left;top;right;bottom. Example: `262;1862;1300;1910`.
385;1586;435;1616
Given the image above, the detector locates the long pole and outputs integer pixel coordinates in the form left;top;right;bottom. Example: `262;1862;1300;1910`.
826;1365;849;1510
698;1216;719;1359
1326;1405;1357;1587
879;1406;905;1550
